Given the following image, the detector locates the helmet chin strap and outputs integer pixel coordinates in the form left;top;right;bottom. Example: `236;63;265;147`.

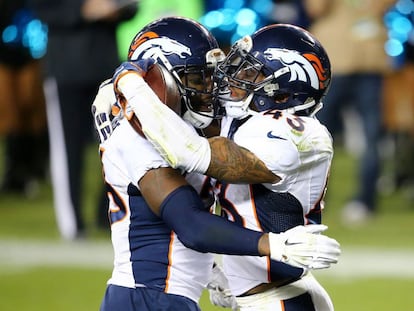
285;99;321;117
309;102;323;117
223;92;322;119
183;109;214;129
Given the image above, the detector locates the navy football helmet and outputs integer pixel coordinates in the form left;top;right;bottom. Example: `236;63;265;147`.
217;24;331;119
128;16;225;128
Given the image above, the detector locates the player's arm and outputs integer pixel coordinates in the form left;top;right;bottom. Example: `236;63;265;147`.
139;167;266;255
114;66;279;184
139;167;340;268
207;136;280;184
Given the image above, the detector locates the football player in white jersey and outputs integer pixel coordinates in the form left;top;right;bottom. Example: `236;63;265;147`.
111;23;338;311
212;24;336;311
95;17;340;311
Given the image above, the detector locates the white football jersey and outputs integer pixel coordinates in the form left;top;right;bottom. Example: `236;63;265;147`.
219;110;333;296
100;118;213;303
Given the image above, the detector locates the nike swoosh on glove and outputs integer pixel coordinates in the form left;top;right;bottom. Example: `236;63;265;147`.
269;224;341;270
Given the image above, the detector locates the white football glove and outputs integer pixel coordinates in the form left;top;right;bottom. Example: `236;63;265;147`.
91;79;120;143
206;264;238;311
269;224;341;270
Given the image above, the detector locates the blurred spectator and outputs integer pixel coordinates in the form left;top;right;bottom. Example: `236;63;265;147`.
31;0;138;240
382;29;414;198
304;0;396;224
0;0;49;197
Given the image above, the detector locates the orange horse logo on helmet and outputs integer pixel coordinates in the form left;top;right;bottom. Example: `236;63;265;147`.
128;31;191;62
264;48;329;90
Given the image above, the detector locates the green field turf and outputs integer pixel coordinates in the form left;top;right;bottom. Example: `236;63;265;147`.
0;142;413;310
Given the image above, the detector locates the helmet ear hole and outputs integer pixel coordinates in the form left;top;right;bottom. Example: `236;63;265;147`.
274;93;290;103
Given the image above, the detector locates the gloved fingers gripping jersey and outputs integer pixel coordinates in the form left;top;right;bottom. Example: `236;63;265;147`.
269;224;341;270
113;60;212;174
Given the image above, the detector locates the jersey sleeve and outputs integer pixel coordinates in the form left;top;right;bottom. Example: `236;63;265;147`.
102;119;170;188
232;115;301;181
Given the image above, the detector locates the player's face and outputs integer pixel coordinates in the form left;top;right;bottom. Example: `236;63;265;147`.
181;70;214;113
223;57;290;107
227;61;264;101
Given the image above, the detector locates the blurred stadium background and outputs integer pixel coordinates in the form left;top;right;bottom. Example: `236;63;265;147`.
1;0;414;310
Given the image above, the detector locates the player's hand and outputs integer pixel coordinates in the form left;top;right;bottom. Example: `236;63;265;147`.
112;59;155;112
91;79;118;143
206;264;238;311
269;224;341;270
112;59;154;91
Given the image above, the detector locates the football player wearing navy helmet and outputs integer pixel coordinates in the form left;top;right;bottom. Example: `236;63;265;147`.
128;16;225;129
211;24;337;311
96;17;340;311
216;23;331;119
114;23;339;311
